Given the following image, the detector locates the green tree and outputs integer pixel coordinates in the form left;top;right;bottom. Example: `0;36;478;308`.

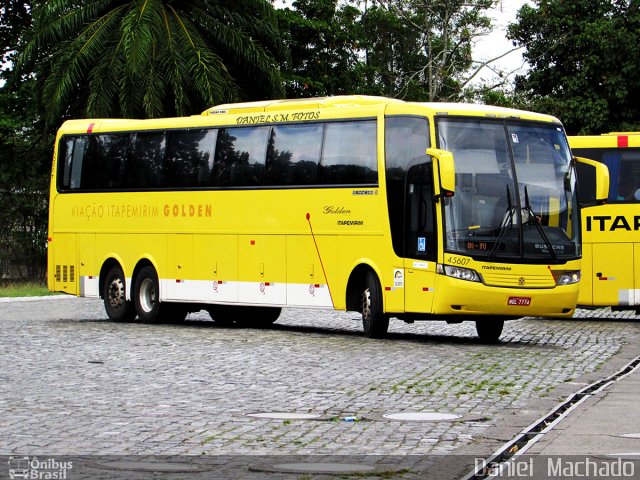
19;0;286;126
278;0;498;101
358;3;427;98
509;0;640;134
0;1;51;281
380;0;497;101
277;0;364;97
0;81;50;281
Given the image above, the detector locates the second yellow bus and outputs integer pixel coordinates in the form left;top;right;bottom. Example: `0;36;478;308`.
570;133;640;312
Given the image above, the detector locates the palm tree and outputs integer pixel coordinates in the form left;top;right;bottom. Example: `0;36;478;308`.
19;0;286;124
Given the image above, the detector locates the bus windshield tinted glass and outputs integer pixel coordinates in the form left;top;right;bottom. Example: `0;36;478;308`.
438;118;579;262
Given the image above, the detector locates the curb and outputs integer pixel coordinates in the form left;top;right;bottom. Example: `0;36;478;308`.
0;295;74;303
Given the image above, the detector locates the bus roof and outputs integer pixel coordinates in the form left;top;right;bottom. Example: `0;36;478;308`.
569;132;640;149
201;95;403;114
57;95;561;135
202;95;561;123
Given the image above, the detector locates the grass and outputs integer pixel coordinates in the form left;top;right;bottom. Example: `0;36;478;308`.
0;282;52;298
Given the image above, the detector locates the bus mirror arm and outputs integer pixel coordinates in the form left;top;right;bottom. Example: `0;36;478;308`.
427;148;455;198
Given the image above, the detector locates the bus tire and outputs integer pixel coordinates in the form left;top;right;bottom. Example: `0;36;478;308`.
103;266;136;322
207;305;236;326
475;319;504;343
134;265;165;323
362;271;388;338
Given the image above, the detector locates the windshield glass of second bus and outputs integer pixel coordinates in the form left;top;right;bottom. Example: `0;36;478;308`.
438;118;579;262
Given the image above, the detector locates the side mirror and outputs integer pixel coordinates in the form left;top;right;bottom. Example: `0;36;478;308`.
427;147;455;197
574;156;610;206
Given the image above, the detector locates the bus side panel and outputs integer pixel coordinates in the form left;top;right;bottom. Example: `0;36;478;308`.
592;243;634;306
330;235;385;312
164;234;193;301
286;235;333;308
78;233;98;297
51;233;78;295
238;235;286;305
192;234;239;304
403;260;436;314
577;243;593;306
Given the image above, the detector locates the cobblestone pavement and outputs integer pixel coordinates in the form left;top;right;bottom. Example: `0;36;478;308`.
1;298;639;464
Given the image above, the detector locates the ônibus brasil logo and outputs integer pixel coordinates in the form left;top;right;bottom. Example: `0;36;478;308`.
7;456;73;479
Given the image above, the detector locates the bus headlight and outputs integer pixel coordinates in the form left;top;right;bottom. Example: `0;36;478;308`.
556;271;581;286
438;264;481;282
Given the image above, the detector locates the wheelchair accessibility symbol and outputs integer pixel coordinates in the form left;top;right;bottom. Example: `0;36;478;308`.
417;237;426;253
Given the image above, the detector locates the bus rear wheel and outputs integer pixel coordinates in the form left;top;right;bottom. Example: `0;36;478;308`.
362;271;389;338
475;319;504;343
103;266;136;322
134;266;187;323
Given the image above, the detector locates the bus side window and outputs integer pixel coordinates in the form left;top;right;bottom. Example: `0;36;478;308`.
58;137;76;190
165;129;217;188
126;132;166;188
265;124;322;186
100;134;129;189
406;163;436;260
319;121;378;185
615;151;640;202
384;116;431;258
213;127;269;187
69;137;88;190
81;134;129;190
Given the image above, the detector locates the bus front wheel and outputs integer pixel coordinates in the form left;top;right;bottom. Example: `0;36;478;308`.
362;271;389;338
103;266;136;322
475;319;504;343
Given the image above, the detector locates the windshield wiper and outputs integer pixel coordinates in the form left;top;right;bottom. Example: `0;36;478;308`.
487;185;516;261
523;186;557;261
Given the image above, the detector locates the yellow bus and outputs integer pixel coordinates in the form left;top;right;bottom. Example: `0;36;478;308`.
48;96;607;341
570;133;640;312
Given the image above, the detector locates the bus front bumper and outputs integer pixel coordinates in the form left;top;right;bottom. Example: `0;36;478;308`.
433;276;579;318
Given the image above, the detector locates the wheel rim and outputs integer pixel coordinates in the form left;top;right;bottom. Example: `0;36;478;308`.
362;288;372;322
139;278;156;313
107;277;126;311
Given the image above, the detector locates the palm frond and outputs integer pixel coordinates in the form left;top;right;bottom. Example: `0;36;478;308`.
24;0;286;125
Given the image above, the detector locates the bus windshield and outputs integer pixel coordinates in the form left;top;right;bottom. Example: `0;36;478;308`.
438;118;579;262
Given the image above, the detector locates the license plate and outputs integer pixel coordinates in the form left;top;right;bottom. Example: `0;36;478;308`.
507;296;531;306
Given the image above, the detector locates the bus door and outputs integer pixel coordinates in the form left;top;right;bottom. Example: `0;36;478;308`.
403;163;437;313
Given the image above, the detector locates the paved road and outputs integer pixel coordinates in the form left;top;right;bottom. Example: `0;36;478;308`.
1;298;639;476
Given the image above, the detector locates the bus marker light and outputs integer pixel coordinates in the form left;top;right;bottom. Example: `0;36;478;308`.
618;135;629;148
87;123;95;133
